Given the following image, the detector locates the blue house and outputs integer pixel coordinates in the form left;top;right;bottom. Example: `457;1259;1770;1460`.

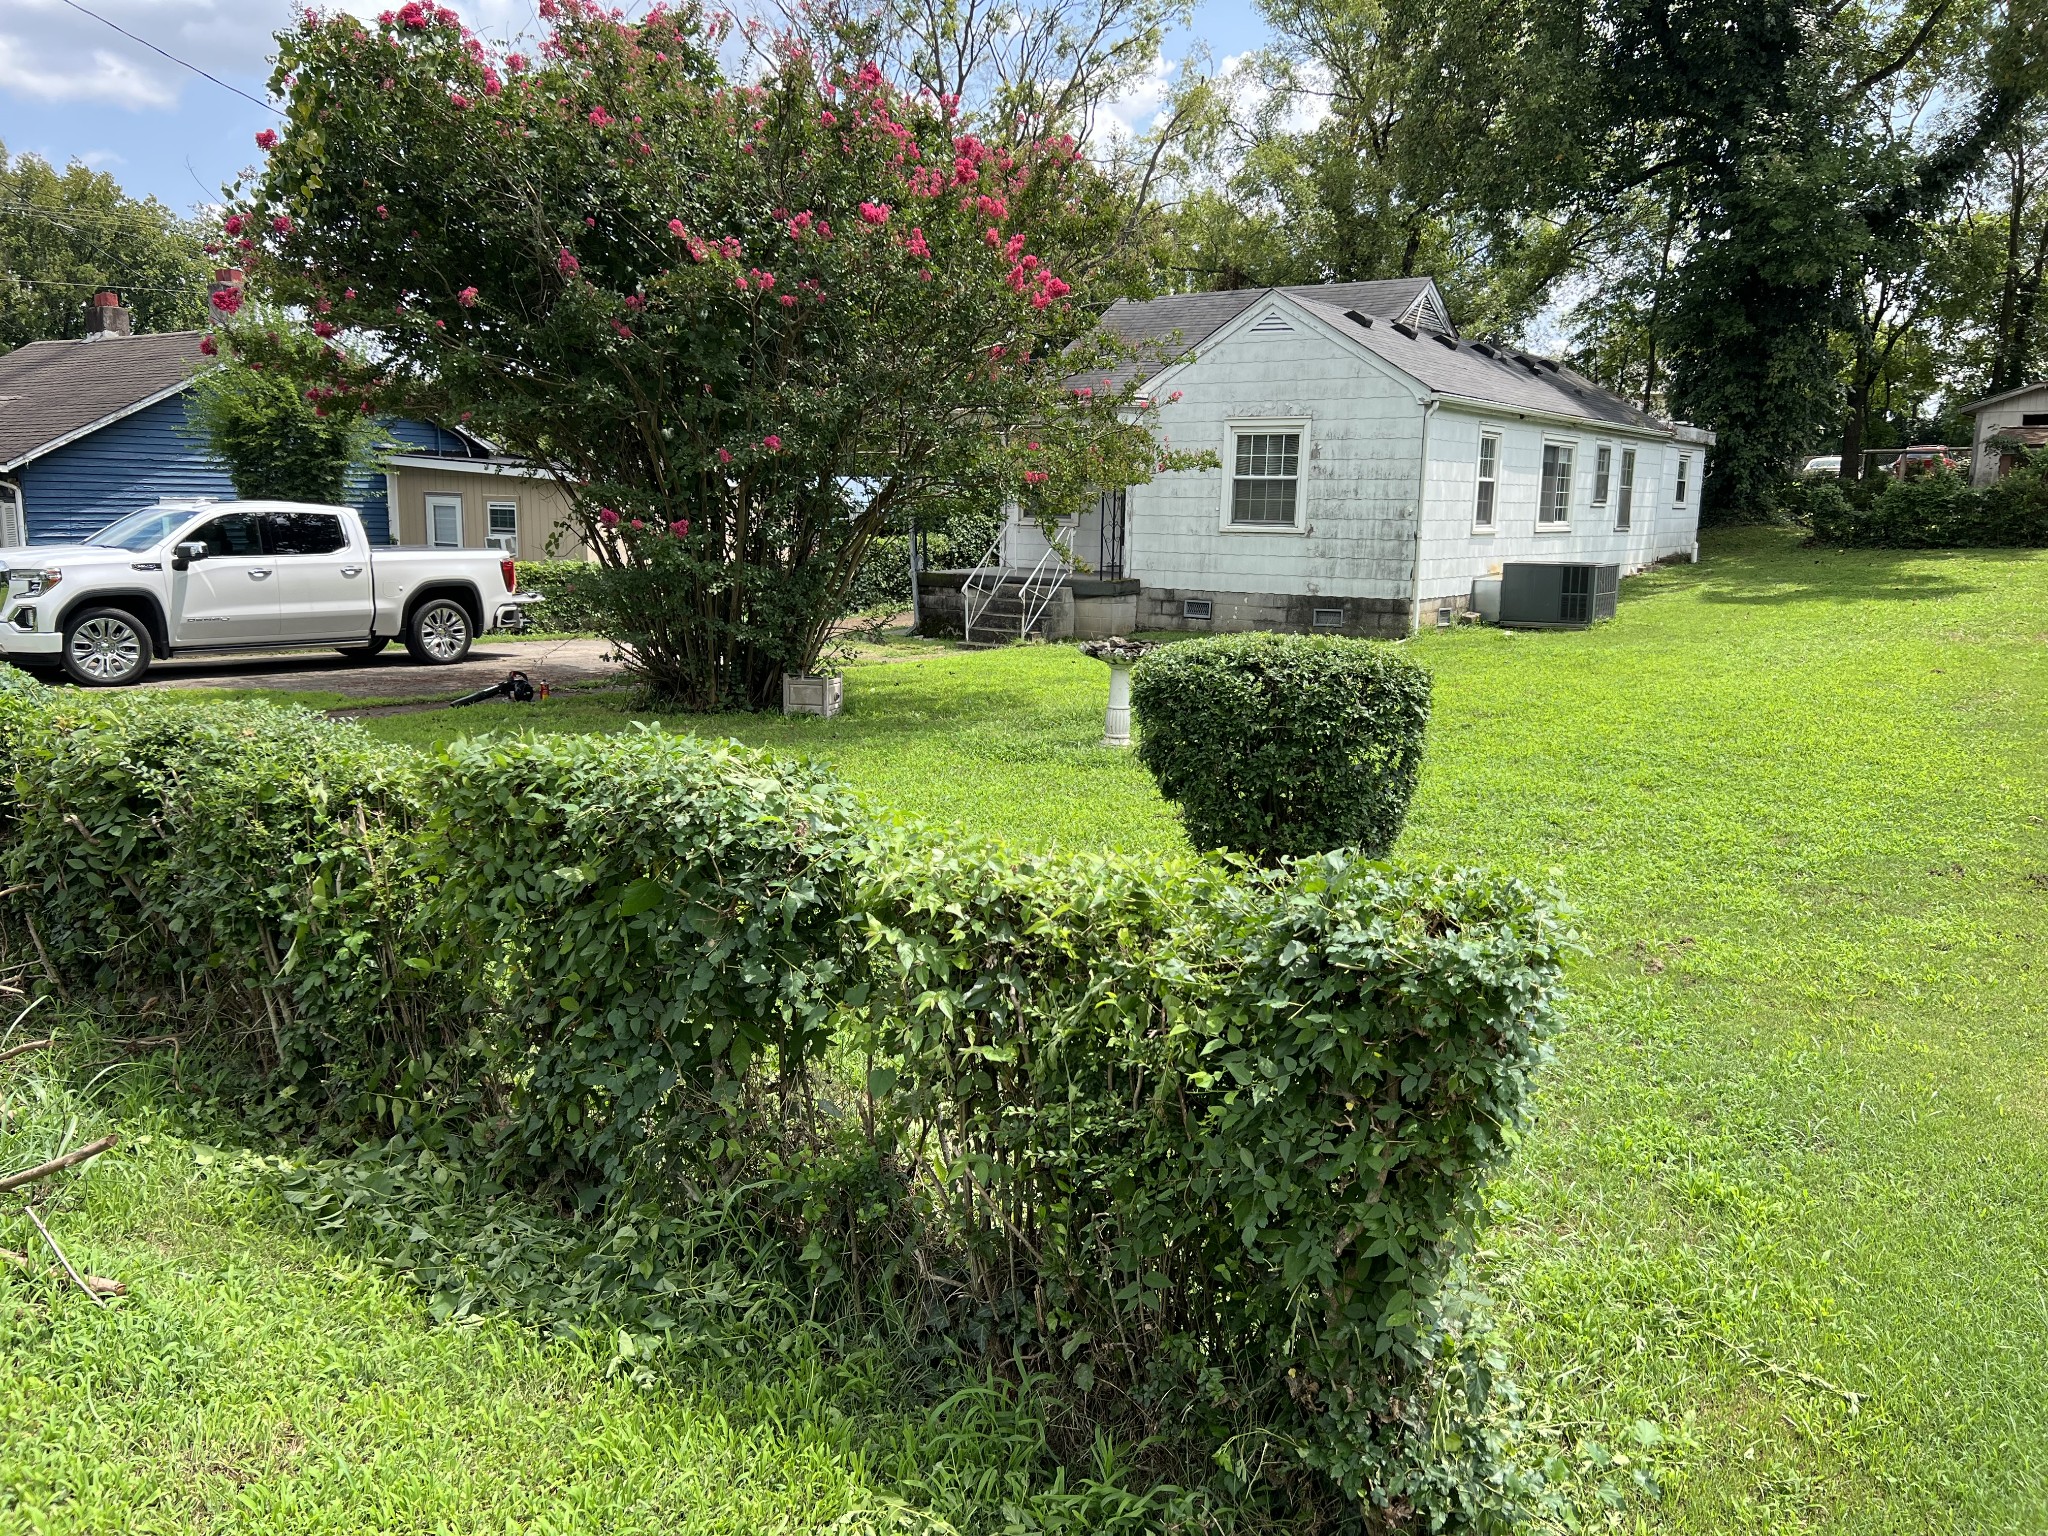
0;297;486;550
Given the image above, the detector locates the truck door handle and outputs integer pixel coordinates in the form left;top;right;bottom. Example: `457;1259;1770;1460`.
248;568;272;579
340;566;363;578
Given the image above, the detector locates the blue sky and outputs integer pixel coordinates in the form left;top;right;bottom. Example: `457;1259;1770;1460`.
0;0;1273;219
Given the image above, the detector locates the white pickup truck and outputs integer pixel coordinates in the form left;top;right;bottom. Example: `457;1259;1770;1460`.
0;499;536;686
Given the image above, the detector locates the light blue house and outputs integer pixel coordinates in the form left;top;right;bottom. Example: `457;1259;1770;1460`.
0;297;472;549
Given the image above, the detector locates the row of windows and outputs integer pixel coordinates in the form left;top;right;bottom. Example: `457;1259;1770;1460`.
1479;434;1687;533
424;493;520;553
1217;424;1691;534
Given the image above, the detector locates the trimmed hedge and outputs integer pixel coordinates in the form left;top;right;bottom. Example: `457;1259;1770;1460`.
1132;631;1433;861
1789;458;2048;548
0;671;1564;1529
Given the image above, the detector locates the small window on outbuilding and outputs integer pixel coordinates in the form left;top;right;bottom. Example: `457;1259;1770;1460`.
1676;455;1692;505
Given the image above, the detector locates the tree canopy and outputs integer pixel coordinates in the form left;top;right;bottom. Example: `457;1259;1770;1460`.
0;144;212;352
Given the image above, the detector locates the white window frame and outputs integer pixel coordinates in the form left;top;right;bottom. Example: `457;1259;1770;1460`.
1218;418;1311;535
1616;447;1637;531
1676;454;1692;507
426;493;463;548
1592;444;1612;508
1537;440;1576;529
485;499;519;555
1473;430;1501;532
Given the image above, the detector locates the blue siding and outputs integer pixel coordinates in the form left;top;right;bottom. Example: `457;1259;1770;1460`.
21;393;235;546
385;418;475;456
16;396;450;547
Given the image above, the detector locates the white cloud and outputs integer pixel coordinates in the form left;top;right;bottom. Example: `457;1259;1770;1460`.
77;148;127;168
0;37;179;109
1100;54;1177;140
0;0;551;115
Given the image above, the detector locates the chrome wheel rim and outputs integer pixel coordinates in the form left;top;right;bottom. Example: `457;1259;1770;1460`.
420;604;468;660
70;617;142;681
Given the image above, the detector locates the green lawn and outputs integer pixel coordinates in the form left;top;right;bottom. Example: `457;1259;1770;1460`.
9;527;2048;1531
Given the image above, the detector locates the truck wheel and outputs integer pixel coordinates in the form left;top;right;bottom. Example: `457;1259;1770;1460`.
61;607;153;687
405;597;472;665
336;638;389;658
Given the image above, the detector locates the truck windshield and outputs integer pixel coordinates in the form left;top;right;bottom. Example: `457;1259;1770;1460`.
86;507;197;552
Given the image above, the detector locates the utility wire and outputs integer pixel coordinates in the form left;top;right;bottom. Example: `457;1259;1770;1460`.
53;0;284;117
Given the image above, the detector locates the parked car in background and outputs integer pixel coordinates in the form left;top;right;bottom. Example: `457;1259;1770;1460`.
1890;445;1963;478
0;499;534;686
1801;454;1843;477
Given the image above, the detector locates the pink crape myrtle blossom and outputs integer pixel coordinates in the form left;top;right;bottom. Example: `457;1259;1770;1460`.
457;285;479;306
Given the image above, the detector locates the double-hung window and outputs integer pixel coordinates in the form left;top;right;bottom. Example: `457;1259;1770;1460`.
1474;432;1500;528
1228;428;1303;527
1616;448;1637;530
1538;442;1575;526
1676;454;1692;507
1593;445;1612;509
486;500;518;554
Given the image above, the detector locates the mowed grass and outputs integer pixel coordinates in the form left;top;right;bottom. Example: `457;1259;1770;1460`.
9;526;2048;1531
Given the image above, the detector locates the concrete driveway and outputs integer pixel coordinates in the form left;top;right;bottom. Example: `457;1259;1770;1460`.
142;637;628;701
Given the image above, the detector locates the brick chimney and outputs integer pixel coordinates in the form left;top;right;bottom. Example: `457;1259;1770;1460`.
208;267;246;320
83;290;132;339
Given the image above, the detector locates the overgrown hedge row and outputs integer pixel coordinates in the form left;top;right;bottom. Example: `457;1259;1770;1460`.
0;670;1567;1531
1784;457;2048;547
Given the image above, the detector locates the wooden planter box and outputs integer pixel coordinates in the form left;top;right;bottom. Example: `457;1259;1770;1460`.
781;675;843;718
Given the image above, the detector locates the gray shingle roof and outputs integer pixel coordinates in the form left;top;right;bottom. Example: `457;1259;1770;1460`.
1090;279;1440;391
0;331;213;470
1086;281;1671;435
1291;297;1669;433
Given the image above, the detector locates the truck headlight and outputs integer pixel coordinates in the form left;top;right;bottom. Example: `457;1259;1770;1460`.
9;568;60;597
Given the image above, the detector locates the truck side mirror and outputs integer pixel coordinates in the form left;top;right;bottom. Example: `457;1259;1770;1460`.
171;541;209;572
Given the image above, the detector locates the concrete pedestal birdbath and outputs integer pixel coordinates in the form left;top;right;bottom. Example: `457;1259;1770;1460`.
1080;637;1151;747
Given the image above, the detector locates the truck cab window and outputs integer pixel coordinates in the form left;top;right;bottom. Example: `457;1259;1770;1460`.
193;514;266;558
264;512;348;555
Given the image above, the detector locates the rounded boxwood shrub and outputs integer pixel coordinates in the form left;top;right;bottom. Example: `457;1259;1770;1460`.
1131;631;1432;860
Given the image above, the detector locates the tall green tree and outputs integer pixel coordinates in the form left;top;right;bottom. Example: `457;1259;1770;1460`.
0;145;211;352
1170;0;1581;330
183;327;385;504
1575;0;2048;513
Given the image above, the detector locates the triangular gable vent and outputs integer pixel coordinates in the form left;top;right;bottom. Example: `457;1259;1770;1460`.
1249;309;1295;335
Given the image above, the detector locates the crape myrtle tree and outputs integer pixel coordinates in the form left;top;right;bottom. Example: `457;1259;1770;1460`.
229;0;1195;709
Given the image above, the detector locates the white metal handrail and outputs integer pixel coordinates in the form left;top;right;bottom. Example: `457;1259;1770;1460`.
1016;545;1071;639
960;528;1007;644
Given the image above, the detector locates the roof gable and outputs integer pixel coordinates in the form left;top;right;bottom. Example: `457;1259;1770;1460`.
0;331;215;471
1959;379;2048;415
1092;278;1452;391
